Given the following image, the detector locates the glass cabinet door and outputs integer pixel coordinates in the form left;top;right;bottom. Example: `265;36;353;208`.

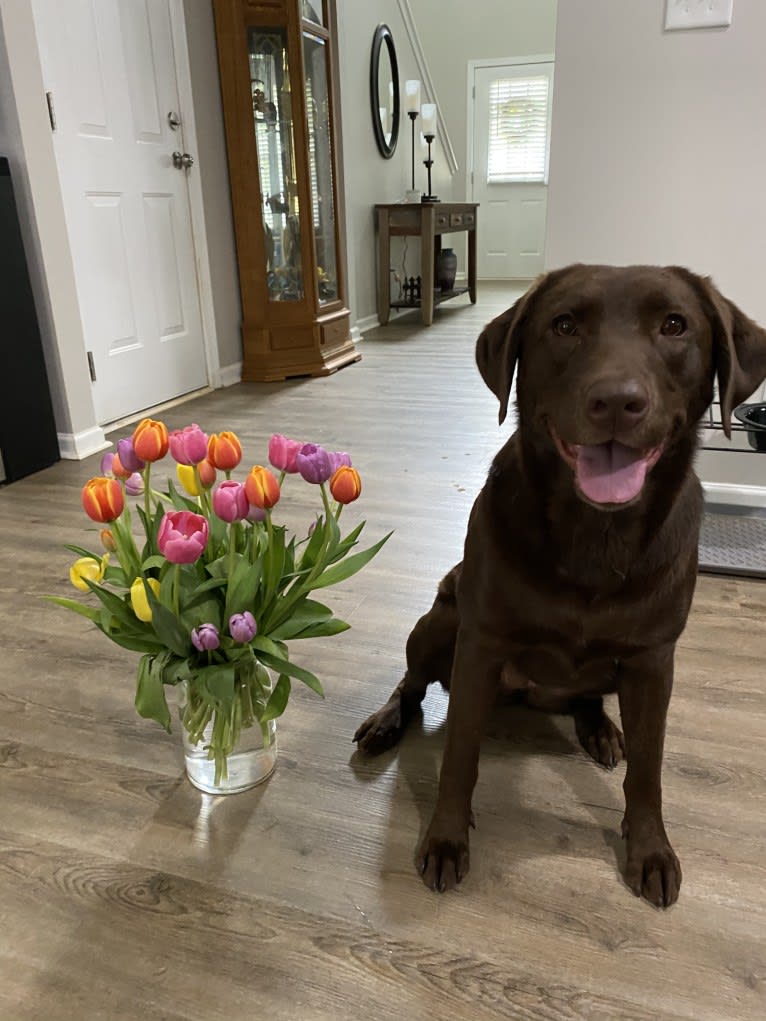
248;27;304;302
303;31;338;305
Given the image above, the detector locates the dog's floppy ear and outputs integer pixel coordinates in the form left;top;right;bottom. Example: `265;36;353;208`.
476;275;547;425
672;269;766;438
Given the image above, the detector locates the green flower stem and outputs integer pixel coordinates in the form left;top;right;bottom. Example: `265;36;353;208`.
278;470;286;486
228;522;237;580
335;503;344;522
173;563;180;618
143;462;152;528
320;481;332;522
112;513;141;578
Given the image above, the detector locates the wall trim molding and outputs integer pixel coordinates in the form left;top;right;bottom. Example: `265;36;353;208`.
703;482;766;509
396;0;458;175
215;361;242;387
354;314;379;336
57;425;109;461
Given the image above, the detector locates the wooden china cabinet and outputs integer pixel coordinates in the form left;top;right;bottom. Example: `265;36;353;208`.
213;0;359;380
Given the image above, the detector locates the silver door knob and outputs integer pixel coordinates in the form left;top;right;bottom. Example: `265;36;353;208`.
172;151;194;169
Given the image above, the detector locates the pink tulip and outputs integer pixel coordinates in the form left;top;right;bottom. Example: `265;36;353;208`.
212;481;250;523
169;423;209;466
157;510;209;564
268;433;303;473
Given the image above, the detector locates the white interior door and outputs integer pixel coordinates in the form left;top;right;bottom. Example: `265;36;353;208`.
472;61;553;280
32;0;209;425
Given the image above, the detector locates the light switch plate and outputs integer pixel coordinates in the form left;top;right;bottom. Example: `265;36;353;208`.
664;0;733;30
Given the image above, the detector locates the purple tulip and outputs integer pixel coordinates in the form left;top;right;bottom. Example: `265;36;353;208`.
328;451;352;474
125;472;144;496
296;443;333;484
157;510;209;564
191;623;220;652
246;504;266;523
268;433;303;473
169;423;209;466
229;611;257;643
212;480;249;523
117;437;145;473
100;451;115;476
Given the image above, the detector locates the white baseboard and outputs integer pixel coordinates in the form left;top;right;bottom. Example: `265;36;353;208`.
703;482;766;509
57;425;109;461
353;314;379;336
214;362;242;388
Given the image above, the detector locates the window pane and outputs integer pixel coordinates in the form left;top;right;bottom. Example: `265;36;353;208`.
248;27;304;301
487;75;549;184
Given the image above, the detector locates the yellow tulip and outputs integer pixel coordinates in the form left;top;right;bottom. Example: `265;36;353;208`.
177;463;200;497
130;577;160;622
70;555;109;592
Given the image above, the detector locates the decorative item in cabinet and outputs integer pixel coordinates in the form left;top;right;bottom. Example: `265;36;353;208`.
213;0;359;381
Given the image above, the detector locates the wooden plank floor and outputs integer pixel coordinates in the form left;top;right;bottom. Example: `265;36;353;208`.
1;284;765;1020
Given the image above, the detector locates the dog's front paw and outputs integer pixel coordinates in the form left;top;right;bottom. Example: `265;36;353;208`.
353;700;404;755
416;815;470;892
625;837;682;908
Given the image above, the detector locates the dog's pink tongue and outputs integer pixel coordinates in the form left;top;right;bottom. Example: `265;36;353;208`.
575;441;649;504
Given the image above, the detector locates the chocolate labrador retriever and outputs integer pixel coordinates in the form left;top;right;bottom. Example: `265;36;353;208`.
355;264;766;907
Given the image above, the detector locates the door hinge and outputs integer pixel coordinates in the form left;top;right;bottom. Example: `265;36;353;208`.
87;351;96;382
46;91;56;131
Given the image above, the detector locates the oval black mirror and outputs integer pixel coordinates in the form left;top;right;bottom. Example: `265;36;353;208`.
370;25;399;159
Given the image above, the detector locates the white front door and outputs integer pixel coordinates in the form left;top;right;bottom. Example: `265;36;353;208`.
32;0;209;425
472;61;554;280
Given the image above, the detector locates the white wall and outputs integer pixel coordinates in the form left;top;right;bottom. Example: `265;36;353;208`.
337;0;454;325
545;0;766;502
410;0;557;202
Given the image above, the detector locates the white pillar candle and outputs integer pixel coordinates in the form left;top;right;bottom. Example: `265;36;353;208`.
419;132;428;156
421;103;437;136
404;80;421;114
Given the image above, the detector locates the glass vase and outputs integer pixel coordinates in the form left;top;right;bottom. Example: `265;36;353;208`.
178;672;277;795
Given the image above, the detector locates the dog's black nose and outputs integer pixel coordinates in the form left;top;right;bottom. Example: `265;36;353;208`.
585;378;649;432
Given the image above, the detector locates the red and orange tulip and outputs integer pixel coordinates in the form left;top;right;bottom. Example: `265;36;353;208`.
244;465;281;509
132;417;169;462
330;466;362;505
81;477;124;523
208;431;243;471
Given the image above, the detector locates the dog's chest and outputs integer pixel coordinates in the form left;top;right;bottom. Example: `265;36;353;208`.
502;640;619;699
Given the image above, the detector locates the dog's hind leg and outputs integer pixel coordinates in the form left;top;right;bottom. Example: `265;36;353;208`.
353;566;460;755
572;696;625;770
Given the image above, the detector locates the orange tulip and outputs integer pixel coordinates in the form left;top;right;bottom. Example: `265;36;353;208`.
207;431;243;471
330;466;362;505
132;418;169;462
100;528;118;552
244;465;281;509
82;477;124;523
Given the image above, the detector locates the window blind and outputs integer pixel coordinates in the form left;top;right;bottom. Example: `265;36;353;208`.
487;75;550;184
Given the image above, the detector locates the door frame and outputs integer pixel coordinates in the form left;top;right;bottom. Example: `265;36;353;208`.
168;0;221;395
466;54;555;205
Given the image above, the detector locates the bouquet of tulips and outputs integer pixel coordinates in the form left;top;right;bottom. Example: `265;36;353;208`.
51;419;389;783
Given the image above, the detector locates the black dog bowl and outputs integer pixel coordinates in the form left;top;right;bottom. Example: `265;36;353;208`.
734;402;766;452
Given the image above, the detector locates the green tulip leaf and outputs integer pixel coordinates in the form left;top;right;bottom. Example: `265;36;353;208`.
290;618;350;639
224;554;262;621
45;595;102;622
262;673;291;721
268;598;334;640
65;544;101;561
311;532;392;590
135;655;172;732
141;554;167;572
145;585;191;657
254;648;324;698
102;629;167;654
201;663;235;705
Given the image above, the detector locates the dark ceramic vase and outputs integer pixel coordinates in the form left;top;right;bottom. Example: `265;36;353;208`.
436;248;458;292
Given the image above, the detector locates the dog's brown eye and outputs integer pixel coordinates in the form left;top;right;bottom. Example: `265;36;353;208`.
661;314;686;337
553;314;578;336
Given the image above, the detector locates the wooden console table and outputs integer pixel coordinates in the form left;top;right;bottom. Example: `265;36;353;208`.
375;202;478;326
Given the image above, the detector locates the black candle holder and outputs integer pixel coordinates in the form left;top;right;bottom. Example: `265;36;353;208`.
421;133;439;203
407;110;418;192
